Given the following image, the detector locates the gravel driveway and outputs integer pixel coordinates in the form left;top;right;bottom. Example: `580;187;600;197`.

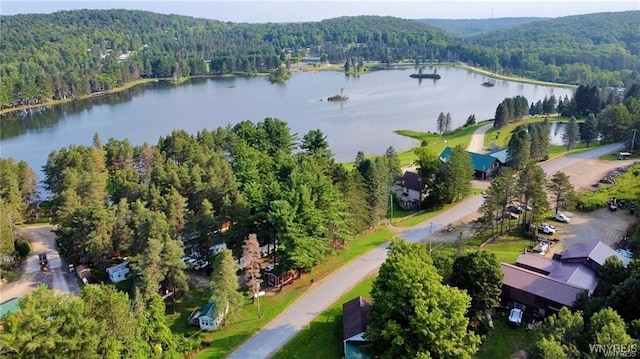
546;208;637;256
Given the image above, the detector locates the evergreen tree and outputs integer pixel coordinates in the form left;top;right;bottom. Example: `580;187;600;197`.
562;116;581;150
507;128;531;169
517;162;550;225
581;113;598;147
547;171;575;214
209;249;244;320
437;112;446;134
441;145;474;203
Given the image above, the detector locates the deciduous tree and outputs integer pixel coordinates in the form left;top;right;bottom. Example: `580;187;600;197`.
364;238;480;359
449;251;503;321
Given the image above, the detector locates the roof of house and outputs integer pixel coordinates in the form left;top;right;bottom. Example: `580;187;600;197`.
501;263;587;307
396;171;423;192
548;263;599;295
439;147;502;173
488;148;509;163
560;241;630;267
106;261;129;274
0;297;20;320
201;301;216;318
516;252;555;274
516;252;599;295
343;296;371;341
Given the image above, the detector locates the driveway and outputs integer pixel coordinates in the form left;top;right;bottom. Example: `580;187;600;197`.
466;123;492;153
0;225;80;304
546;208;637;256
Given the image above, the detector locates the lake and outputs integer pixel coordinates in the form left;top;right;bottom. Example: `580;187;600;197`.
0;66;573;185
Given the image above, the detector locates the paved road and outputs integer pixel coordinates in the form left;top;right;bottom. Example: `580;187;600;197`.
466;123;492;153
0;225;80;304
227;142;625;359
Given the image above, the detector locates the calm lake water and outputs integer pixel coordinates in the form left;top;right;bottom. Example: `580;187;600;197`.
0;66;573;185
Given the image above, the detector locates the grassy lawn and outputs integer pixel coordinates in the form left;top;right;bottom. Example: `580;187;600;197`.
548;142;596;159
394;122;488;164
483;115;586;149
176;227;394;359
575;163;640;211
480;232;532;264
392;189;485;228
272;276;376;359
474;315;533;359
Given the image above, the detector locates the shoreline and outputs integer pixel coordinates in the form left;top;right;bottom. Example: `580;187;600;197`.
0;62;576;117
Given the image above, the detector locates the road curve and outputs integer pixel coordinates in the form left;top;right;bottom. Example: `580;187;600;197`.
466;123;493;153
226;143;624;359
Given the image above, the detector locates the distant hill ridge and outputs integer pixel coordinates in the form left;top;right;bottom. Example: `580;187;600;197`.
416;17;546;38
1;9;638;110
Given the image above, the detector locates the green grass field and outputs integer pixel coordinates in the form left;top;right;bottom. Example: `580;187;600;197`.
394;122;489;164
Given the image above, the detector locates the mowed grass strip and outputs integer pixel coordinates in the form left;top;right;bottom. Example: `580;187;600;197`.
172;227;394;359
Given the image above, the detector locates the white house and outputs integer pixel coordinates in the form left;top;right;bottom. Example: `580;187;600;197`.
197;301;228;331
393;171;425;210
106;261;129;283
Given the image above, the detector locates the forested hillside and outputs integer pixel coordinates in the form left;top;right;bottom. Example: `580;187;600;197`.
469;11;640;85
417;17;545;38
0;10;463;109
1;9;639;111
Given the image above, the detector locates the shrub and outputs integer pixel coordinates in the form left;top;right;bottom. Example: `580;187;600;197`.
15;239;32;258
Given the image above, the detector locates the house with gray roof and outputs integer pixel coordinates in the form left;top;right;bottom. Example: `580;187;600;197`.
393;171;424;210
342;296;371;359
501;241;625;316
557;240;630;271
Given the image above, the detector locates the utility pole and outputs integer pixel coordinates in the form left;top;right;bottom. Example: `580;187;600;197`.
631;129;638;153
429;222;433;254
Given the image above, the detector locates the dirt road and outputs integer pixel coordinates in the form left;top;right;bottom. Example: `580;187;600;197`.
0;225;79;304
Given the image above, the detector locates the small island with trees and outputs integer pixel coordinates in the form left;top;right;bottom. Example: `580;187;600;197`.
410;66;441;79
269;65;291;83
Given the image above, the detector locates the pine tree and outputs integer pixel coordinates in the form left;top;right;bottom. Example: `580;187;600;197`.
209;249;244;321
562;116;581;150
581;113;598;147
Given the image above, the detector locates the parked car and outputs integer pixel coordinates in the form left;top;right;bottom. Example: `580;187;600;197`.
182;256;197;269
508;307;524;326
551;213;570;223
193;260;209;270
504;211;519;220
538;223;556;235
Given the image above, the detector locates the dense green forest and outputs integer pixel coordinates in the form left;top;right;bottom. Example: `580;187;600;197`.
469;11;640;85
2;9;640;110
0;10;461;109
417;17;545;38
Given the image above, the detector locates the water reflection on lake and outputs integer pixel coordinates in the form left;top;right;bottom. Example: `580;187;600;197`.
0;67;574;180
